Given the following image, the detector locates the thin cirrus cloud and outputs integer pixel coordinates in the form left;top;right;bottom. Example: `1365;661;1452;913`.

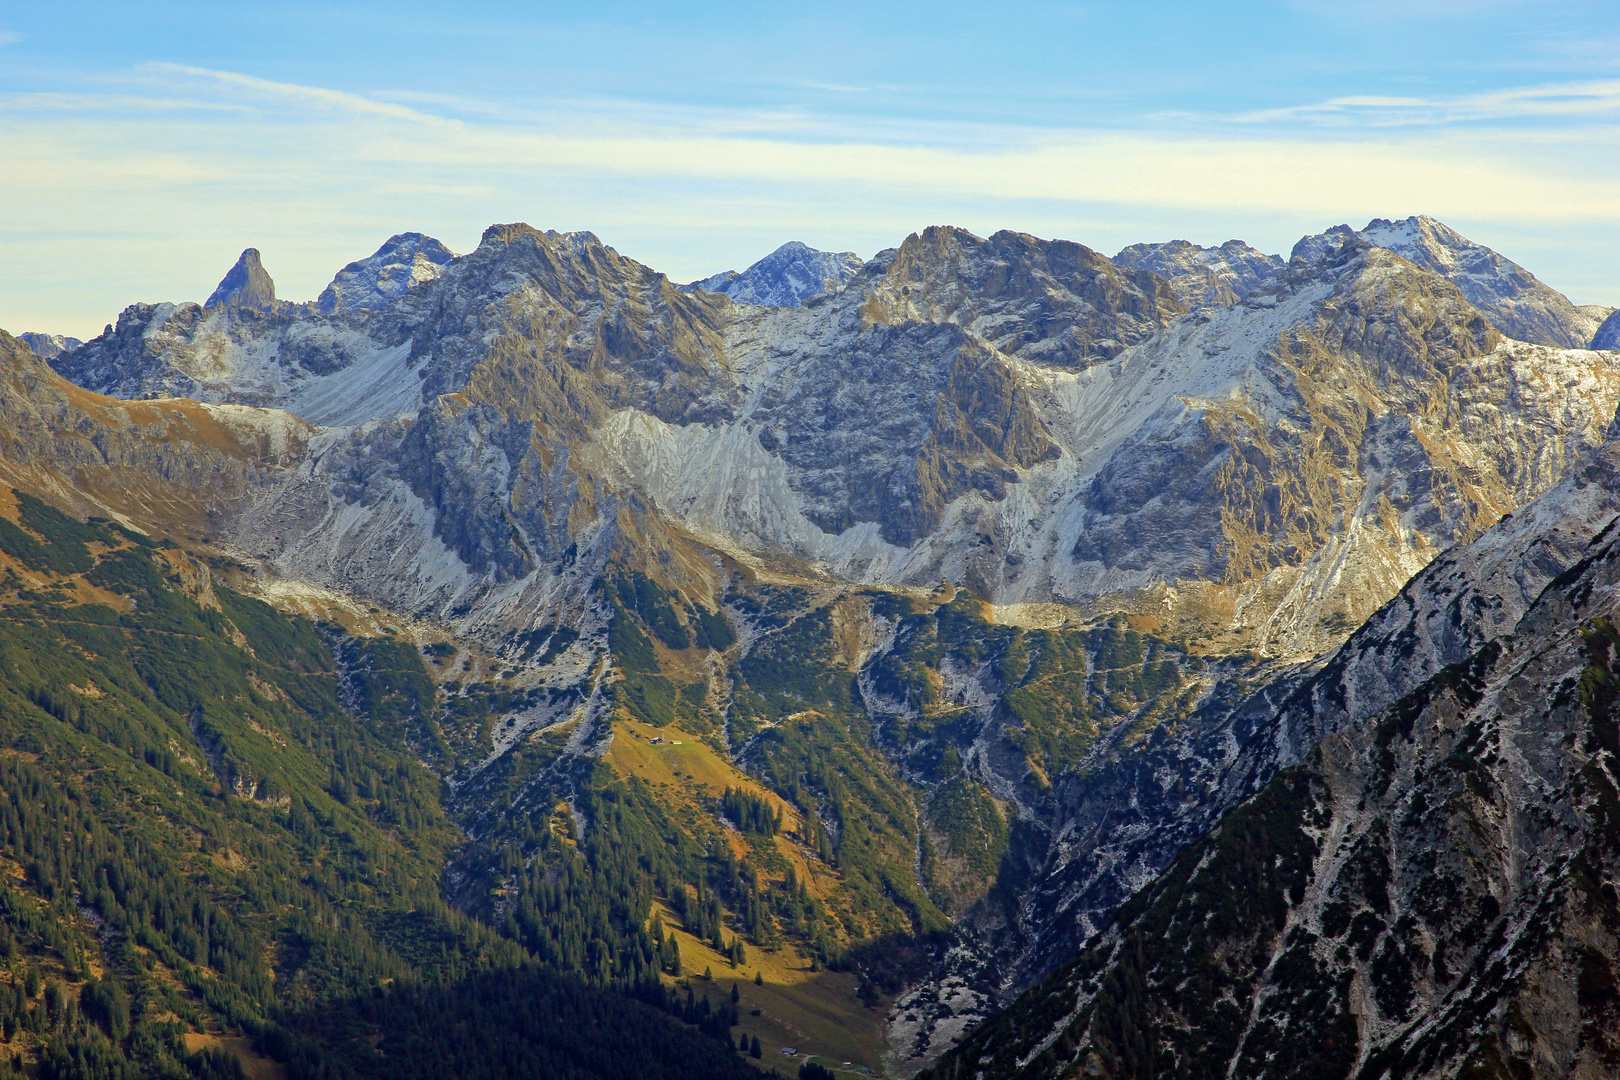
1237;79;1620;126
148;64;448;125
115;64;1620;220
87;63;1620;206
4;61;1620;336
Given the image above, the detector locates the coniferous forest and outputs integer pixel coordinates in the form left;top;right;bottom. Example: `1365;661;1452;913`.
0;492;769;1080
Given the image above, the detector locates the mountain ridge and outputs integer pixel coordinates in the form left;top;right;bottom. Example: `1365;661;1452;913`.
9;211;1620;1077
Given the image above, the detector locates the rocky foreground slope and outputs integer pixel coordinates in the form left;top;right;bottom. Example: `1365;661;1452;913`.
10;213;1620;1074
927;424;1620;1080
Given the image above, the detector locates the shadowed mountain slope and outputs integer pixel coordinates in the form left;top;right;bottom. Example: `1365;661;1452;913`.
926;431;1620;1080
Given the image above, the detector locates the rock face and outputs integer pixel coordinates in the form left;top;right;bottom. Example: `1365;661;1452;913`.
1594;308;1620;351
44;221;1620;661
1112;238;1284;310
859;226;1185;370
1060;235;1620;656
1294;216;1601;348
926;433;1620;1080
0;328;309;530
686;240;863;306
17;332;82;359
317;232;456;314
205;248;278;311
44;297;407;416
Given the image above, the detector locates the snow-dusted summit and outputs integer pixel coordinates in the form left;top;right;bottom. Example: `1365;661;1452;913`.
1293;215;1601;348
317;232;456;315
1112;238;1283;310
17;332;82;360
686;240;863;306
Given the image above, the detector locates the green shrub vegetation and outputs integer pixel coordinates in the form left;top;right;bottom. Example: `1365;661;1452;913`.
0;490;1243;1079
720;788;782;835
0;505;764;1080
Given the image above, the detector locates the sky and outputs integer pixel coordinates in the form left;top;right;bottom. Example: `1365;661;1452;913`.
4;0;1620;339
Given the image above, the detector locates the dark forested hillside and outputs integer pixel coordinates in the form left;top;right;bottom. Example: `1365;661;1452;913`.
0;489;762;1080
922;443;1620;1080
0;475;1245;1077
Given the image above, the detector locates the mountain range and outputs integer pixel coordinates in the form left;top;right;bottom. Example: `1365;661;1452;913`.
4;212;1619;1079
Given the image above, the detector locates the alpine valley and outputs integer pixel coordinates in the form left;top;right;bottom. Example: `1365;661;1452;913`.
3;213;1619;1080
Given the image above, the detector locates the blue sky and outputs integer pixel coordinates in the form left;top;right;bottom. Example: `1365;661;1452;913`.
4;1;1619;337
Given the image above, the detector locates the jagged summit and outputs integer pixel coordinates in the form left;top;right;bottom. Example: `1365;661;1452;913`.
40;216;1620;658
686;240;863;306
476;222;606;255
1287;221;1360;265
1292;214;1600;347
317;232;455;315
205;247;277;311
1113;238;1284;311
862;225;1185;368
17;332;82;359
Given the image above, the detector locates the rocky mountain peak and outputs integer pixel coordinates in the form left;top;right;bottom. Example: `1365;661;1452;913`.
1288;222;1361;265
475;222;606;257
862;225;1186;369
205;247;277;311
316;232;456;315
543;228;606;256
478;221;538;248
686;240;864;306
1113;237;1284;310
17;332;83;360
1291;215;1600;347
32;216;1614;658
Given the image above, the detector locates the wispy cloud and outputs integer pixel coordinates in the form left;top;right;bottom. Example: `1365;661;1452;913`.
787;80;885;95
1287;0;1519;18
93;65;1613;222
148;63;446;124
6;63;1620;336
1236;79;1620;126
1;91;248;114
